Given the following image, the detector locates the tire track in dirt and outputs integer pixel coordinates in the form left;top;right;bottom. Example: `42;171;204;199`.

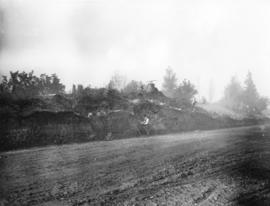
1;124;270;205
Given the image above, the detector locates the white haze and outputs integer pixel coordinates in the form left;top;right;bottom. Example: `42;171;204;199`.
1;0;270;101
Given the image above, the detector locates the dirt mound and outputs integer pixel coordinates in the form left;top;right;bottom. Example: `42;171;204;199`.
1;89;266;152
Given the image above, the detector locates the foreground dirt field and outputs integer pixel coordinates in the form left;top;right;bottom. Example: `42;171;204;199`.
1;124;270;206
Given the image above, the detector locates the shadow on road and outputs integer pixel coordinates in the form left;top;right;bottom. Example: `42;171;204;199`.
235;161;270;206
233;126;270;206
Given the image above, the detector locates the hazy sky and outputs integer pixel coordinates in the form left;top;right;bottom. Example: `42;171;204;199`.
1;0;270;100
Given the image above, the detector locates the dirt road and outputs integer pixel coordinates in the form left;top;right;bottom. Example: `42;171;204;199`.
1;124;270;205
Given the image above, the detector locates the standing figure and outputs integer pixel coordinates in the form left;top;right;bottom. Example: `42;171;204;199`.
139;115;150;135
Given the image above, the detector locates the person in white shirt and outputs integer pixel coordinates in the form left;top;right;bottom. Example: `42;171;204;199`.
139;115;150;135
142;115;149;125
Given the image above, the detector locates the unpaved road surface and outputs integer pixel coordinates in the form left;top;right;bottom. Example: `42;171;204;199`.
1;125;270;205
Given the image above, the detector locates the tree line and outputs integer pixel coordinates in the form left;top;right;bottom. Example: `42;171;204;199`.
0;71;65;98
0;69;268;115
162;67;268;115
162;67;197;107
222;71;268;115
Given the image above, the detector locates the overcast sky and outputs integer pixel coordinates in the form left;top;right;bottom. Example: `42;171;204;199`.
0;0;270;100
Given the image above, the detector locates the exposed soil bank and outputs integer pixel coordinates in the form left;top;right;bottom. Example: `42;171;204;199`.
0;107;268;152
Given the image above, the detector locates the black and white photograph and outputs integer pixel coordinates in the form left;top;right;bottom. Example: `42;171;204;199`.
1;0;270;205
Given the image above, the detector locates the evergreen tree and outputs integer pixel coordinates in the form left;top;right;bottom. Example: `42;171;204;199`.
242;71;259;113
162;66;177;98
122;80;142;95
108;73;126;91
50;74;65;94
174;79;197;107
223;72;268;115
223;76;243;110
